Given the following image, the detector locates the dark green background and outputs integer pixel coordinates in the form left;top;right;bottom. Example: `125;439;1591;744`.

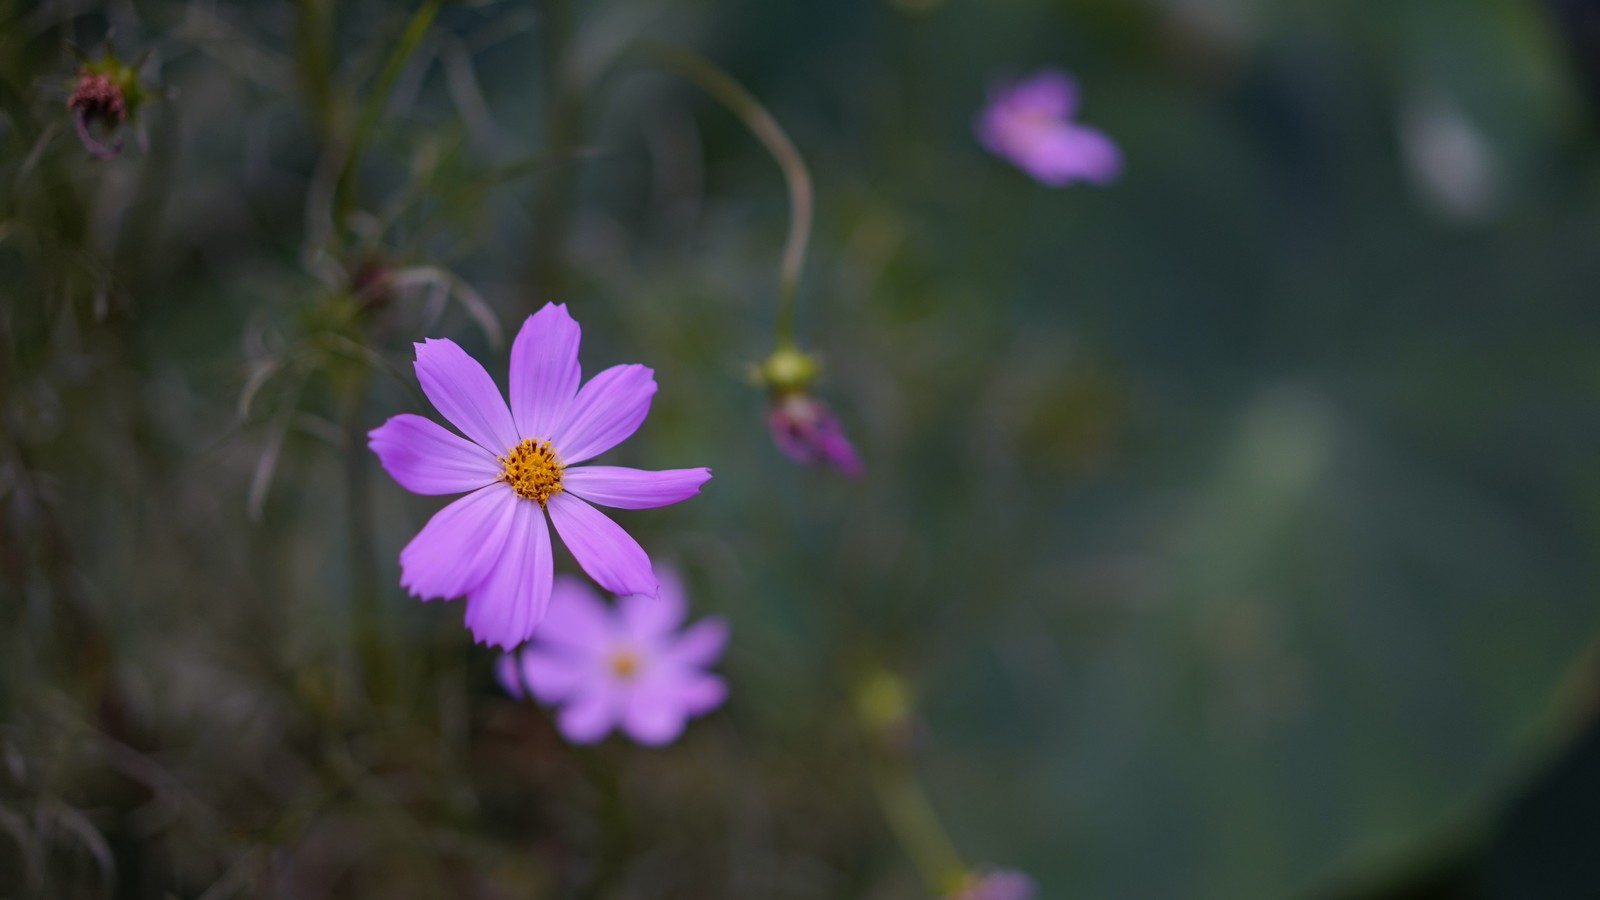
2;0;1599;897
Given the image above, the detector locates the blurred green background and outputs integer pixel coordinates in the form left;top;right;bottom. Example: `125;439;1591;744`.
4;0;1600;897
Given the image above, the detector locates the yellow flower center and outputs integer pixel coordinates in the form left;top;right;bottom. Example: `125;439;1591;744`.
608;648;641;679
497;437;564;506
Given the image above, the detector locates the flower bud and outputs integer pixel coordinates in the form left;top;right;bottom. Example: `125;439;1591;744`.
946;868;1037;900
67;53;145;159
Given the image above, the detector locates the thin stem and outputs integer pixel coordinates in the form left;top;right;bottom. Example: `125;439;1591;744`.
871;762;967;893
633;44;814;348
333;0;443;225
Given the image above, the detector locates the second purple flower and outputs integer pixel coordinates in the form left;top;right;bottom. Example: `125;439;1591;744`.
975;68;1121;187
370;303;712;649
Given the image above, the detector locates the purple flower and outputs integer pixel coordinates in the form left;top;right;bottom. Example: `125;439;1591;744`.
499;568;728;745
767;392;863;477
975;69;1121;187
947;869;1037;900
369;303;712;649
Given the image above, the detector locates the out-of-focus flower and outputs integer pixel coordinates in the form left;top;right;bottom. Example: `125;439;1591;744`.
67;52;146;159
369;303;712;649
500;569;728;745
946;868;1037;900
975;69;1121;187
754;345;863;477
767;392;864;477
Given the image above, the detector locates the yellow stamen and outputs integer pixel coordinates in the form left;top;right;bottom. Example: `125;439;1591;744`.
608;649;641;679
497;437;564;506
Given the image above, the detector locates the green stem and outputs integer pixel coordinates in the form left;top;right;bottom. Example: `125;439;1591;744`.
333;0;442;225
871;762;967;893
631;44;814;348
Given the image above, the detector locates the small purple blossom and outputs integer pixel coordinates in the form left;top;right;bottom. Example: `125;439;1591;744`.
975;69;1121;187
947;868;1036;900
370;303;712;649
500;569;729;746
767;392;863;477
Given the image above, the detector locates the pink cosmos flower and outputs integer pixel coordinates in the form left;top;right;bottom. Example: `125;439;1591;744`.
498;569;729;745
947;868;1037;900
975;69;1121;187
369;303;711;649
767;392;864;477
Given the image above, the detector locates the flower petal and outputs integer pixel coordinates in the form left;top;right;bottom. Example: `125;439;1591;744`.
509;303;581;440
413;338;519;454
557;684;620;744
546;493;658;598
619;680;690;746
563;466;711;510
399;483;519;600
369;413;501;495
675;672;728;716
463;498;554;649
518;646;590;704
663;616;729;669
536;575;617;651
552;364;656;464
1009;69;1078;119
1029;125;1122;186
494;653;525;699
617;565;686;641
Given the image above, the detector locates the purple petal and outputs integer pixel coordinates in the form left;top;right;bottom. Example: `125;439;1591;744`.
1003;69;1078;119
619;680;690;746
518;645;590;703
413;338;520;455
462;498;554;649
509;303;581;440
398;483;519;600
535;575;617;651
494;653;525;699
546;493;658;598
767;394;864;477
1033;125;1122;185
617;565;687;641
557;685;620;744
663;616;729;669
562;466;711;509
675;672;728;716
369;413;501;495
553;364;656;464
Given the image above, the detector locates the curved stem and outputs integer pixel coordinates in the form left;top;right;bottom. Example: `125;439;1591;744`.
332;0;442;225
631;44;813;348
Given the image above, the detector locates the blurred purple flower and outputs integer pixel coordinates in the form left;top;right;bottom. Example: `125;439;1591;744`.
767;392;863;477
500;568;729;745
975;69;1121;187
370;303;712;649
948;868;1037;900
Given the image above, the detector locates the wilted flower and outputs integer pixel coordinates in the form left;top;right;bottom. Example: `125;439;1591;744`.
67;52;146;159
947;868;1037;900
754;345;863;477
767;392;864;477
499;568;728;745
975;69;1121;187
369;303;712;649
